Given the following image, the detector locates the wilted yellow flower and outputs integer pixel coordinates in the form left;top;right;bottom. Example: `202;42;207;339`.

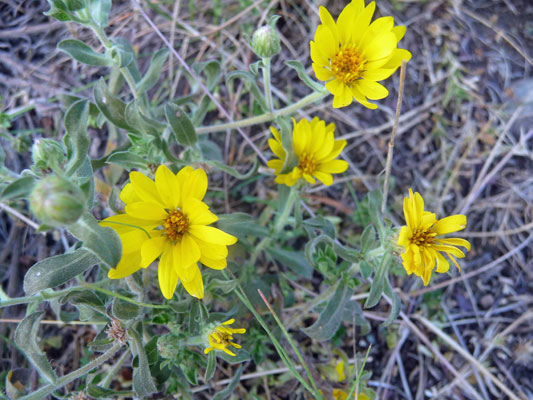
100;165;237;300
310;0;411;109
267;117;348;186
204;319;246;357
332;389;370;400
397;189;471;285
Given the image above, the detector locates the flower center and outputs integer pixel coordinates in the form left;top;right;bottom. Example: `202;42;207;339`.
299;153;317;175
411;229;437;247
163;210;189;241
331;46;366;84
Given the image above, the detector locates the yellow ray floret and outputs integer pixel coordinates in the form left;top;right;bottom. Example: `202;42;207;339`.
267;117;348;187
100;165;237;300
204;319;246;357
397;189;471;285
310;0;412;109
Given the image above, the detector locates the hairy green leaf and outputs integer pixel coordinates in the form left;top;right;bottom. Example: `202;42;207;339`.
128;328;157;397
136;48;169;94
266;247;313;279
67;212;122;268
14;312;57;383
94;78;136;132
58;39;111;66
165;103;197;146
302;281;353;341
212;365;243;400
24;248;98;295
1;176;35;200
64;99;90;175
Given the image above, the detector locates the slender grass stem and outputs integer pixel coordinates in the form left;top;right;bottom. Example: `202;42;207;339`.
381;60;407;214
80;283;169;309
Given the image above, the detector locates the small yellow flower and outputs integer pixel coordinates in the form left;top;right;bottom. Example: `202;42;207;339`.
310;0;412;109
204;319;246;357
397;189;471;285
100;165;237;300
332;389;370;400
267;117;348;186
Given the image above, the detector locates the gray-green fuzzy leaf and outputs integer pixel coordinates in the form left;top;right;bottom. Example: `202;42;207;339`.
23;248;98;295
1;176;35;200
212;365;243;400
58;39;111;66
165;103;197;146
14;312;57;383
67;212;122;268
64;99;90;175
94;78;136;132
128;329;157;397
136;48;169;94
302;281;353;341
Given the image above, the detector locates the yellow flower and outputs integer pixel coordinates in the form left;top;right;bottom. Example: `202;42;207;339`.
204;319;246;357
397;189;471;285
267;117;348;186
100;165;237;300
310;0;412;109
332;389;370;400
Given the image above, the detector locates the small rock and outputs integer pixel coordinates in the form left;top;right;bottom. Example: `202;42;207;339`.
480;294;494;309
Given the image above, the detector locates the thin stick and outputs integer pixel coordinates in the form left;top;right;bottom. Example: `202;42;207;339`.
381;60;407;214
417;316;522;400
0;202;40;230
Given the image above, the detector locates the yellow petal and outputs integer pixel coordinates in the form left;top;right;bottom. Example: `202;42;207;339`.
432;244;465;258
125;202;167;221
433;215;467;235
356;80;389;100
392;25;406;41
362;68;396;81
140;235;166;268
313;171;333;186
182;197;218;226
268;138;286;159
189;225;237;245
175;233;201;268
435;237;471;251
108;251;142;279
200;255;227;270
100;213;156;235
129;171;164;206
381;48;412;69
182;168;208;202
314;25;338;58
363;32;396;61
155;165;179;209
119;183;141;204
349;85;378;109
312;62;334;82
158;245;179;299
434;250;450;273
179;266;204;299
319;159;348;174
397;226;411;248
350;1;376;45
196;238;228;259
318;6;339;42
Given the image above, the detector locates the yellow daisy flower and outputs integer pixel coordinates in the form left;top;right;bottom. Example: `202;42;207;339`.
204;319;246;357
397;189;471;285
267;117;348;186
310;0;412;109
100;165;237;300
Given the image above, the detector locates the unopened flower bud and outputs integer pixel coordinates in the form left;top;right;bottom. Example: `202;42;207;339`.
251;16;281;58
31;139;66;171
30;175;85;226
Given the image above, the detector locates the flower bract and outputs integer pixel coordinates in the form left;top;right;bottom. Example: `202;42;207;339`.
397;189;471;285
100;165;237;300
267;117;348;187
204;319;246;357
310;0;412;109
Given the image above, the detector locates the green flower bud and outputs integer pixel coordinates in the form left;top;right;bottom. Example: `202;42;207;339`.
30;175;85;226
31;139;66;171
251;16;281;58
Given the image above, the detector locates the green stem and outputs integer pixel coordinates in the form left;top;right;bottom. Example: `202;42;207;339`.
196;90;327;134
0;288;74;308
262;57;273;112
81;283;169;309
99;348;130;388
249;187;299;266
19;341;124;400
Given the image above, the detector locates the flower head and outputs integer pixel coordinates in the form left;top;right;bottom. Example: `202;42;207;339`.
204;319;246;357
267;117;348;186
100;165;237;300
397;189;471;285
310;0;412;109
